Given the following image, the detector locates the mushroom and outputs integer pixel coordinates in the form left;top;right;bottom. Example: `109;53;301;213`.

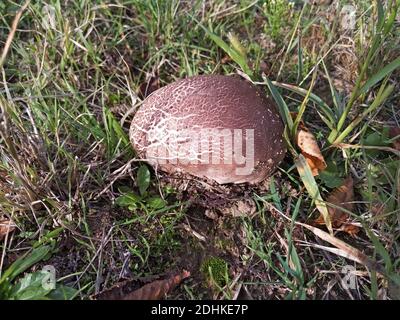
130;75;285;185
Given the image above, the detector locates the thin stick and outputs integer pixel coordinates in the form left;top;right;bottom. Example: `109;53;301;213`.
0;0;31;69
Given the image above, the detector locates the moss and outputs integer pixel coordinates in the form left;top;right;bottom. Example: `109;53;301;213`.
200;256;229;288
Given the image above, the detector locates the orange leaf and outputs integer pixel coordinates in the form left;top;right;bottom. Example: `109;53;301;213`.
296;124;327;176
93;270;190;300
339;224;360;237
0;219;16;240
314;176;358;235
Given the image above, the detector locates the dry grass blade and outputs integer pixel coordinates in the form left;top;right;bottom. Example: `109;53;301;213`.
0;0;31;68
296;221;384;275
271;204;384;275
336;143;400;157
306;242;370;265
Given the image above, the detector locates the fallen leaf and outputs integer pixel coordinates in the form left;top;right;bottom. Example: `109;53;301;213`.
93;270;190;300
0;218;16;240
389;127;400;151
314;176;359;236
296;123;327;176
314;176;354;227
339;224;360;237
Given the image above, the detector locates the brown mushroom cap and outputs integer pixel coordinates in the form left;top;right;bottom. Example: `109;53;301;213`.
130;75;285;184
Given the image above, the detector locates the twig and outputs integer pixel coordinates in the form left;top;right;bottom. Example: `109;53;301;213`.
0;0;31;69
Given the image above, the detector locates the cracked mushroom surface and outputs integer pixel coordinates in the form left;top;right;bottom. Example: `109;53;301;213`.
130;75;285;185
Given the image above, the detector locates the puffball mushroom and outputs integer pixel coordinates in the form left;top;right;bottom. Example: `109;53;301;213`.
129;75;285;184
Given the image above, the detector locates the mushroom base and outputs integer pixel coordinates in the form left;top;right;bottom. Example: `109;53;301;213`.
156;169;277;218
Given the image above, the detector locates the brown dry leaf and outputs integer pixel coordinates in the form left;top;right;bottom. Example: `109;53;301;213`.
296;123;327;176
339;224;360;237
93;270;190;300
314;176;359;236
389;127;400;151
0;218;16;240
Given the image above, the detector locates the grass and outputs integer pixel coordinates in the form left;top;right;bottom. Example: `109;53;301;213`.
0;0;399;300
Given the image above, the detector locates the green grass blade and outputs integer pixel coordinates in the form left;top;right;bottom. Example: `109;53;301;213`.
137;164;151;196
271;81;335;126
359;57;400;95
333;83;394;144
192;16;253;77
0;245;52;285
334;31;383;137
369;268;378;300
269;177;283;212
265;78;294;130
297;37;303;83
292;70;317;139
321;60;342;118
365;226;393;272
295;154;332;235
383;0;399;35
376;0;385;31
